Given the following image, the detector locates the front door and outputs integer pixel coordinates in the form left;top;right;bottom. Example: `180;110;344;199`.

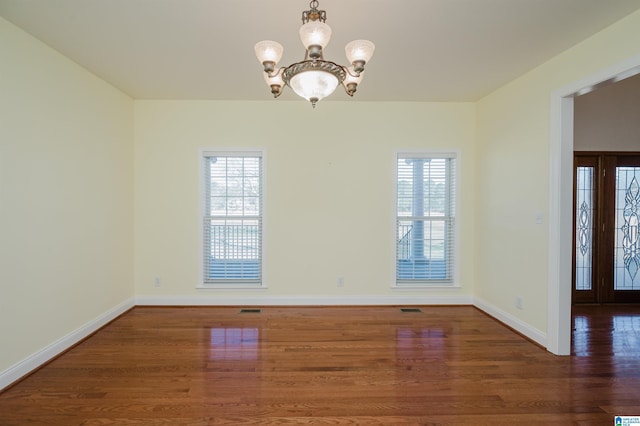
573;153;640;304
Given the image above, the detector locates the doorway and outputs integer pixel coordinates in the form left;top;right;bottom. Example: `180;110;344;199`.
573;152;640;304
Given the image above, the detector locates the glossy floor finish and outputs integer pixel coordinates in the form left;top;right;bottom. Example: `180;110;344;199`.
1;306;639;425
572;304;640;357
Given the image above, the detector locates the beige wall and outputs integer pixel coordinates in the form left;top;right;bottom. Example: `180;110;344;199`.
0;17;134;375
476;9;640;333
574;73;640;151
134;101;476;304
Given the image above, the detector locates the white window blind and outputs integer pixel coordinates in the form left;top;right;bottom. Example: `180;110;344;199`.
396;153;456;285
202;151;263;286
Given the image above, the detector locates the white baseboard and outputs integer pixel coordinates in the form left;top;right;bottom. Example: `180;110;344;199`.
135;294;475;306
473;297;547;348
0;297;135;392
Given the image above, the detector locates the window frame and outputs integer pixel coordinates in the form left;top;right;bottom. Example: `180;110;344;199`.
393;150;459;288
199;148;266;289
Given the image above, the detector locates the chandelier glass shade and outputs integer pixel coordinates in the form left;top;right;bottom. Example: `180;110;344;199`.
254;0;374;107
289;68;339;103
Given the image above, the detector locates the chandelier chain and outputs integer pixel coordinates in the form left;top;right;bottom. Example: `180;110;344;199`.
302;0;326;23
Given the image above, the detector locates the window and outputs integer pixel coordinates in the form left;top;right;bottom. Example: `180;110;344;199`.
201;151;263;287
395;152;456;286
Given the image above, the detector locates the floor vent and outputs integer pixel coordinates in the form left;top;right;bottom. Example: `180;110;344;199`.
240;308;262;314
400;308;422;313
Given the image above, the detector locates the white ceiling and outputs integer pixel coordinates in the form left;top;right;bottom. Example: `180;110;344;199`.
1;0;640;102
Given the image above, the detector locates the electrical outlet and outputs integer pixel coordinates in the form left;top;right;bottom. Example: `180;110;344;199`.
154;277;161;288
515;296;524;310
337;277;344;287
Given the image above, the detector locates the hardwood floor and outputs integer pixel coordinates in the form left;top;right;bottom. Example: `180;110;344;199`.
1;305;639;425
572;304;640;357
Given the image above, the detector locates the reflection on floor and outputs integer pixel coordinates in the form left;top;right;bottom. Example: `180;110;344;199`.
572;305;640;356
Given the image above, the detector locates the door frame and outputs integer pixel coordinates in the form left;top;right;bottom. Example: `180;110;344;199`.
572;154;600;304
549;54;640;355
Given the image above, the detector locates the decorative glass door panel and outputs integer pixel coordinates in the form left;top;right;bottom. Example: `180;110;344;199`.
573;156;598;303
614;166;640;291
575;166;595;291
573;153;640;304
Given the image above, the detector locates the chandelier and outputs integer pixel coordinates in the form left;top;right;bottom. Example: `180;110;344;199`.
254;0;375;108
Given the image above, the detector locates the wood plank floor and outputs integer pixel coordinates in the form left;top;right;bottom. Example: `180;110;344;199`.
1;305;639;425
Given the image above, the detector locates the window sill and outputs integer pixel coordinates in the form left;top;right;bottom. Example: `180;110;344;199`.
197;284;268;290
392;283;461;290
